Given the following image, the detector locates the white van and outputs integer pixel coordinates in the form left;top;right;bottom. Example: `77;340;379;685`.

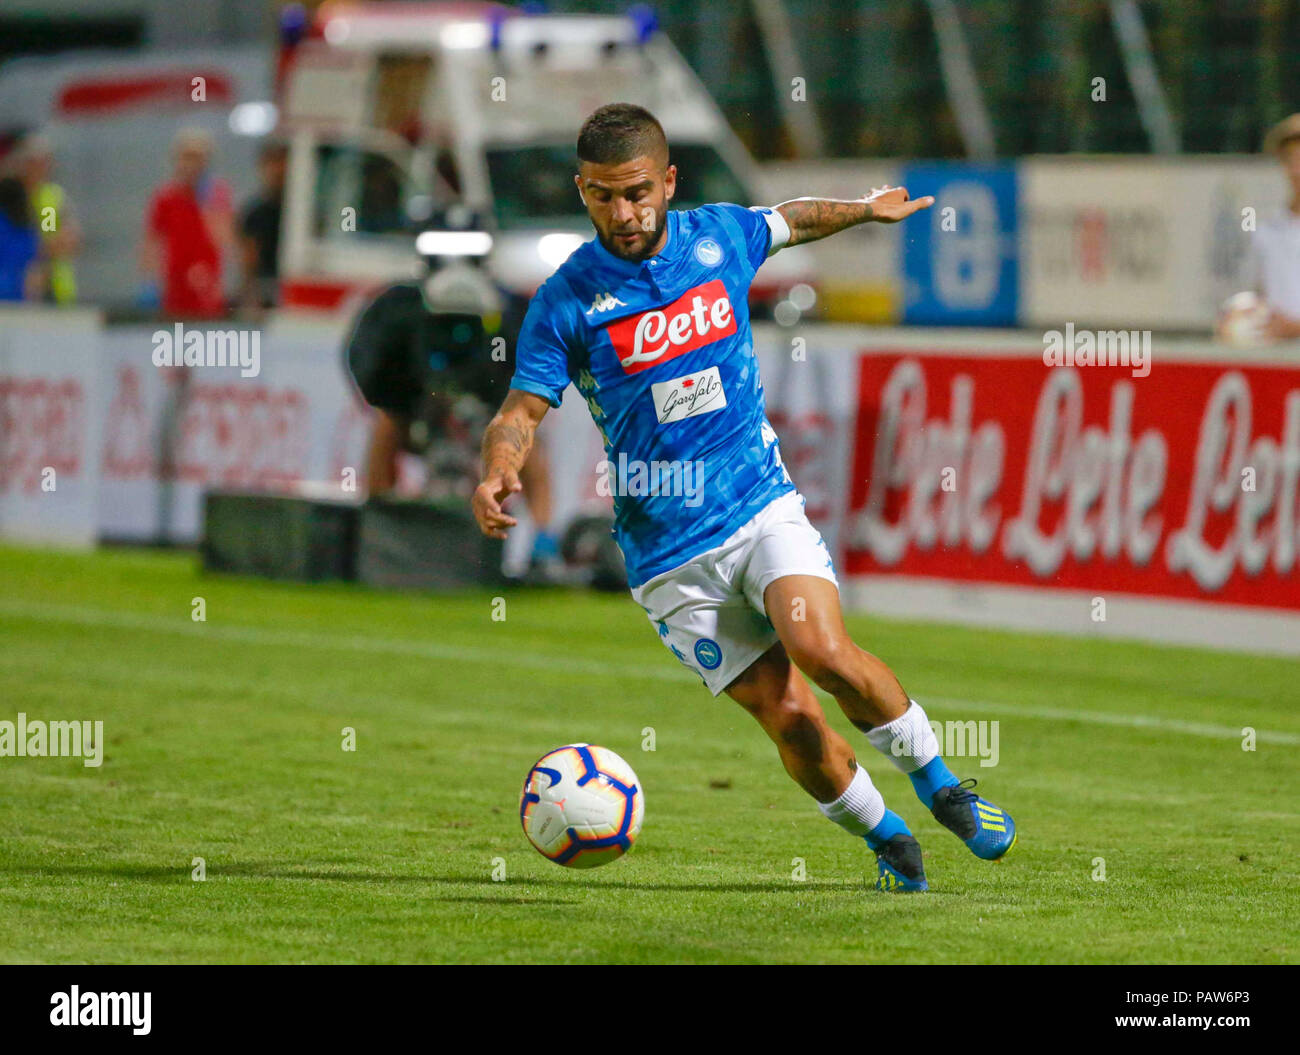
276;3;814;312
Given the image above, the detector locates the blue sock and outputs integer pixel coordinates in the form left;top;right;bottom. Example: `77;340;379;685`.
531;530;560;561
909;756;961;809
864;808;911;850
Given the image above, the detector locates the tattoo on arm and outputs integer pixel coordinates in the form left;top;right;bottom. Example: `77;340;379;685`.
481;417;535;478
775;197;875;247
491;421;532;454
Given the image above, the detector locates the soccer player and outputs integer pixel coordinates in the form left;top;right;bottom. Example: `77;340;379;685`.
472;103;1016;891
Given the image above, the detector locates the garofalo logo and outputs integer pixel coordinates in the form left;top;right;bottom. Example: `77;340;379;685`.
50;987;151;1035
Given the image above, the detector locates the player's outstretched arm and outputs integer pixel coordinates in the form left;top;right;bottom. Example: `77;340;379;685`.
474;389;551;539
775;185;935;247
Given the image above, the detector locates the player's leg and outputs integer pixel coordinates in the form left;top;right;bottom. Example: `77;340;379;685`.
763;573;1016;861
723;642;927;891
629;537;926;891
721;639;853;801
517;440;562;572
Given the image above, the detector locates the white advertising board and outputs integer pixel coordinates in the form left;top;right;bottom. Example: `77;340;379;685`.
0;307;104;547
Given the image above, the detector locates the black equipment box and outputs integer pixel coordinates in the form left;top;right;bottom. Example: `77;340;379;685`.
356;498;508;589
202;492;358;582
201;492;506;589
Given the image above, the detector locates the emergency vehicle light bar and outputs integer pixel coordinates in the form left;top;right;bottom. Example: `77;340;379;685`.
415;230;494;257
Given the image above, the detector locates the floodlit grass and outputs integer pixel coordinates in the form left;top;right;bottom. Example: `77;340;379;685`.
1;546;1296;964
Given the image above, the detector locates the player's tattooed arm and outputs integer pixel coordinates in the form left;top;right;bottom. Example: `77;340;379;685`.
482;418;534;475
474;389;551;539
775;185;935;247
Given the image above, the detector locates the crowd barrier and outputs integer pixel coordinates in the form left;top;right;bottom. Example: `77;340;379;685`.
2;306;1296;653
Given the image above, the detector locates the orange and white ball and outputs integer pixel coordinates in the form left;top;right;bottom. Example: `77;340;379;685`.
520;743;644;868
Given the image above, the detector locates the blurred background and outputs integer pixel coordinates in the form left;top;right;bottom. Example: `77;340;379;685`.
1;0;1298;653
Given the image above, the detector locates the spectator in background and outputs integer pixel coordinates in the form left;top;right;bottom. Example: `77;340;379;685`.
140;127;233;317
0;176;42;302
1255;114;1300;340
14;132;80;305
239;140;287;309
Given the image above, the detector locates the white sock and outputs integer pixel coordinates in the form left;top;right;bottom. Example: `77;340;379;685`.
865;699;940;774
817;765;886;837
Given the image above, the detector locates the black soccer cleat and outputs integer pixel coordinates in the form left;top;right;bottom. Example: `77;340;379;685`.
930;778;1017;860
872;833;928;892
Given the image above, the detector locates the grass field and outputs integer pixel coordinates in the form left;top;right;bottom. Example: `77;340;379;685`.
0;544;1296;964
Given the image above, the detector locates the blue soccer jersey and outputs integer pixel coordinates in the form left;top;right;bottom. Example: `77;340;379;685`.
510;203;795;587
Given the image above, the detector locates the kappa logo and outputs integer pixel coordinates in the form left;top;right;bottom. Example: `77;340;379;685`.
605;279;737;374
586;291;628;315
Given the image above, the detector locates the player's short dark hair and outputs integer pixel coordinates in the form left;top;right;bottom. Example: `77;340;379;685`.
576;103;668;168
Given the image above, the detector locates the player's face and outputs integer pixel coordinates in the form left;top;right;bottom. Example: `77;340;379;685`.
575;155;676;262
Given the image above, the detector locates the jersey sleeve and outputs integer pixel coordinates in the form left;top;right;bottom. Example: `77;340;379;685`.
709;202;791;276
510;278;578;407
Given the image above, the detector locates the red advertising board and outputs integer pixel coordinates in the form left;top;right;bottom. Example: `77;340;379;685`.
845;353;1300;611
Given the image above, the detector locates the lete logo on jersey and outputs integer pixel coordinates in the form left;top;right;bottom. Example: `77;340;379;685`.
650;366;727;424
604;279;736;374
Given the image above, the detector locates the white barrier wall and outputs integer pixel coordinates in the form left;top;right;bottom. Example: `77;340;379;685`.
0;307;104;547
95;315;370;541
1019;157;1284;330
1;309;371;545
2;307;1297;656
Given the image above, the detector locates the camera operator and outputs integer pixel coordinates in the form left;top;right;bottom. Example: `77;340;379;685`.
345;208;561;576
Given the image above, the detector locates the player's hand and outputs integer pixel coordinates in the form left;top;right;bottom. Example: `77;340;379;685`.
472;469;523;539
864;185;935;223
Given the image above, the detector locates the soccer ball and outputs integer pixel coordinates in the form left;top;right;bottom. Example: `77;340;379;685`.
520;743;644;868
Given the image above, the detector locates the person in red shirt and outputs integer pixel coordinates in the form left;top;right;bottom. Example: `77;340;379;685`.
139;127;233;317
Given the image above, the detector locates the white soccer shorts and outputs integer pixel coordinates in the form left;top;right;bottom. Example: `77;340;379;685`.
630;491;838;696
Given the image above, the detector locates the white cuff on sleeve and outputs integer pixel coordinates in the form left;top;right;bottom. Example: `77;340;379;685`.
750;205;791;256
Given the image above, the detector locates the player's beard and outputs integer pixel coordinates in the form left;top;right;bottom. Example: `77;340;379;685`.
598;208;667;262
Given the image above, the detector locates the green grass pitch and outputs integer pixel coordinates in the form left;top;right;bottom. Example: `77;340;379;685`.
1;545;1296;964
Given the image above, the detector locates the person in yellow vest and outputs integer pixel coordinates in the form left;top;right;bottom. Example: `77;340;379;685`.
15;132;80;305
